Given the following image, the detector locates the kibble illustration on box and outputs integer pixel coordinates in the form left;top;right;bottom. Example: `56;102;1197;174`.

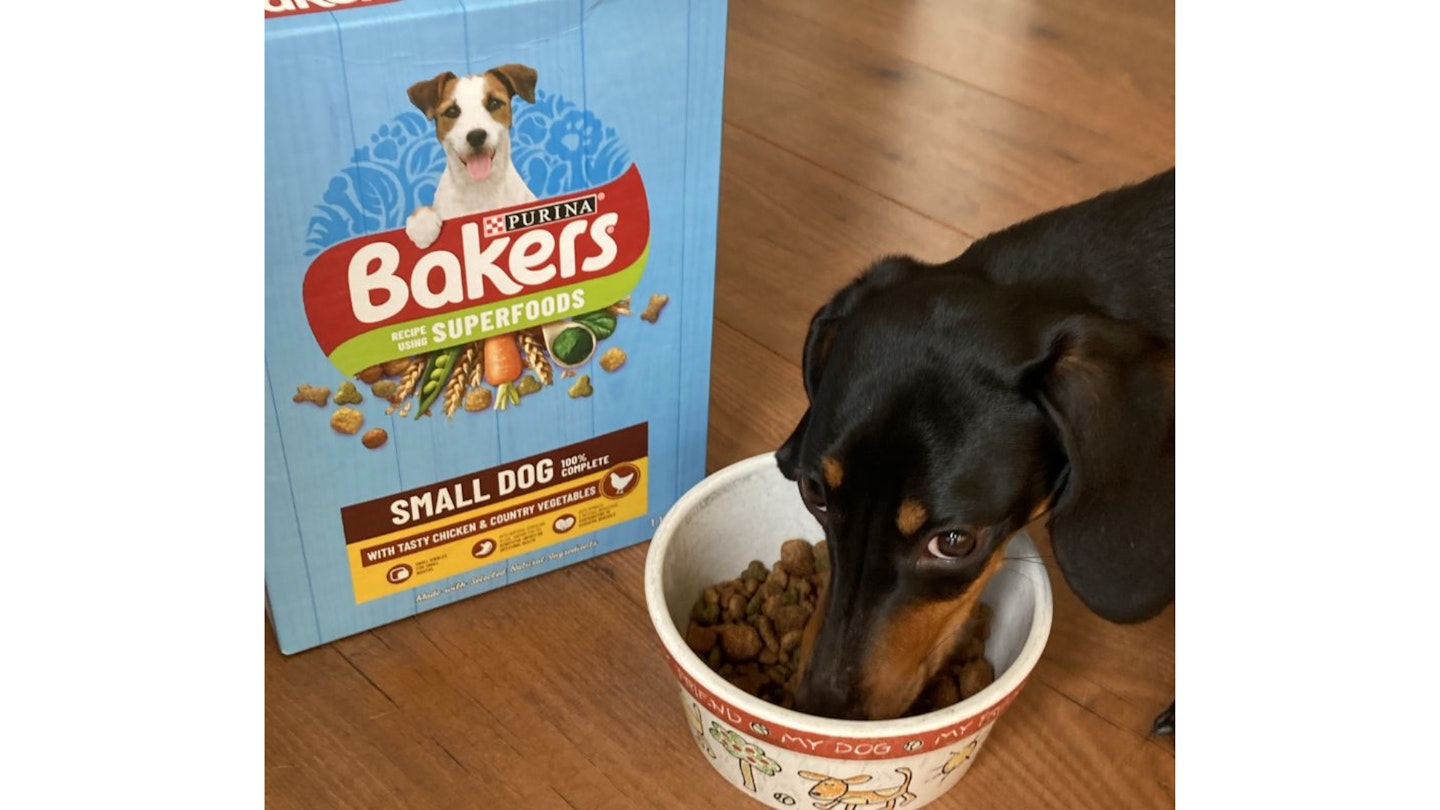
265;0;728;654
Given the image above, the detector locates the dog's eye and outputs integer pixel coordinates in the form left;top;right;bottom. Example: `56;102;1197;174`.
443;104;460;118
927;531;978;560
485;96;504;112
799;476;827;513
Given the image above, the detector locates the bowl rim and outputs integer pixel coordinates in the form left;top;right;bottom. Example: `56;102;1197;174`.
644;451;1055;739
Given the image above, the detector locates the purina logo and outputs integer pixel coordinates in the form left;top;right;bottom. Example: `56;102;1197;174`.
265;0;398;19
482;194;599;239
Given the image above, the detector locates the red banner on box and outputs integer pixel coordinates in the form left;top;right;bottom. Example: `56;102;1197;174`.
265;0;400;18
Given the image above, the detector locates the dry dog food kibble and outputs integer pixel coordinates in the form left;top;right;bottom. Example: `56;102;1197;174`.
293;383;330;407
687;539;994;715
334;381;363;405
568;375;594;398
463;388;492;412
599;347;627;372
641;293;670;324
380;358;412;377
330;407;363;435
685;539;823;709
361;428;389;450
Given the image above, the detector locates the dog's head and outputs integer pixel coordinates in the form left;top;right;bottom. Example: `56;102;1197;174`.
406;64;538;183
777;255;1174;720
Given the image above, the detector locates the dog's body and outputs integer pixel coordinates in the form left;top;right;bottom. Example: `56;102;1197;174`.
404;65;539;249
777;169;1175;726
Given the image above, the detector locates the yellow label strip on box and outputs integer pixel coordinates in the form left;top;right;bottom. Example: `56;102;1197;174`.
346;458;648;603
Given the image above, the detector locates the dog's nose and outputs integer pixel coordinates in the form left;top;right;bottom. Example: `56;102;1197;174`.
465;129;488;149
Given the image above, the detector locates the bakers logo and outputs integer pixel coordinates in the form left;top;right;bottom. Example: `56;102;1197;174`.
303;165;650;375
265;0;399;19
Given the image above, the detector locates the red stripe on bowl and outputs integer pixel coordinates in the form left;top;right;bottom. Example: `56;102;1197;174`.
667;652;1027;760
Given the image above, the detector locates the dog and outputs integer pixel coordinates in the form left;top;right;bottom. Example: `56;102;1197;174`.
776;169;1175;732
404;64;540;249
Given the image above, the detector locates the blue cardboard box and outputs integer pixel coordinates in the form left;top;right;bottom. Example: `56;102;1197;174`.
265;0;728;653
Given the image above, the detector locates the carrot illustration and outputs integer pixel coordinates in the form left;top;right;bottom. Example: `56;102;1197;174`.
484;335;524;410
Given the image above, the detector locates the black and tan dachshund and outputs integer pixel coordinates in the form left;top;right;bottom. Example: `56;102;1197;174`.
776;169;1175;733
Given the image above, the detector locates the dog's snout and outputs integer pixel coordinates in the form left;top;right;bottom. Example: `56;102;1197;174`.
465;129;488;148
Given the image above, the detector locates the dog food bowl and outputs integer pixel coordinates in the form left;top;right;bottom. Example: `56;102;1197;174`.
644;452;1053;809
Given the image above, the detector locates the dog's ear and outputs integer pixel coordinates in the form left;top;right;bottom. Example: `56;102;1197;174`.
1026;314;1174;623
488;63;538;104
776;255;926;480
407;71;457;120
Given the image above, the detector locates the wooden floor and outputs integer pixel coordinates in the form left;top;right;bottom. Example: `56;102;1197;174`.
265;0;1175;806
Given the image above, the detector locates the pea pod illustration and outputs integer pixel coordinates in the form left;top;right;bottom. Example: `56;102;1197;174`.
414;345;464;418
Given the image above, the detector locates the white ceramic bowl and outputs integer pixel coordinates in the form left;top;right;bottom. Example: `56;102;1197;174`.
645;453;1054;809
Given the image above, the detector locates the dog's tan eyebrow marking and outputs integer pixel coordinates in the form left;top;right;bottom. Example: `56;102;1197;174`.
821;456;844;489
480;74;515;125
896;498;928;536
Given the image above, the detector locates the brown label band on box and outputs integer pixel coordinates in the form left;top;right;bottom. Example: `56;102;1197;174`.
340;422;647;544
358;481;602;567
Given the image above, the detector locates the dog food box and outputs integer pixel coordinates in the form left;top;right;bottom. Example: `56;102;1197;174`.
264;0;728;653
